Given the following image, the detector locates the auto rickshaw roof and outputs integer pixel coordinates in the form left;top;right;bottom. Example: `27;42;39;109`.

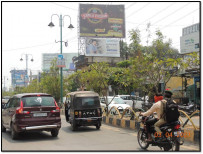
66;91;99;97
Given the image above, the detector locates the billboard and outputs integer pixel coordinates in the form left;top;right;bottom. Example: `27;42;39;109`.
80;4;125;38
42;53;78;71
85;38;120;57
10;70;28;87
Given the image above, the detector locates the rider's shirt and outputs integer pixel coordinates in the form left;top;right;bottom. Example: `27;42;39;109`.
143;100;166;119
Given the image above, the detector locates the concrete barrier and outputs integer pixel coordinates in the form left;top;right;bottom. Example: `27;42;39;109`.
102;116;140;131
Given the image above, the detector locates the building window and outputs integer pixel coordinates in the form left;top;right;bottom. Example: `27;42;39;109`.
195;43;199;49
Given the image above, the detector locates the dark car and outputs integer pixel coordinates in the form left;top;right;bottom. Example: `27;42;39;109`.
65;91;102;131
2;93;61;139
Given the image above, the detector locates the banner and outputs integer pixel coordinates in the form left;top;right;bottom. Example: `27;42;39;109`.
80;4;125;38
85;38;120;57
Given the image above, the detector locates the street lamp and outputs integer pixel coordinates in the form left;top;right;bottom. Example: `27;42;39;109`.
48;14;74;106
20;54;34;76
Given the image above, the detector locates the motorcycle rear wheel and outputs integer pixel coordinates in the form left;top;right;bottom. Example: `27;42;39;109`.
137;129;149;149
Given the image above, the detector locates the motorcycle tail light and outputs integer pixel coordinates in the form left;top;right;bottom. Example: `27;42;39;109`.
174;124;180;129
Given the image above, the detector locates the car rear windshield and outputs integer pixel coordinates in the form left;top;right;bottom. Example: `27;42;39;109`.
74;96;100;108
22;96;55;107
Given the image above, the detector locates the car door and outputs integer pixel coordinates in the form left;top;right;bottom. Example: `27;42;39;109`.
2;98;16;128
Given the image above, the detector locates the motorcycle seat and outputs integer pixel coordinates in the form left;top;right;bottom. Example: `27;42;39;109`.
160;121;180;129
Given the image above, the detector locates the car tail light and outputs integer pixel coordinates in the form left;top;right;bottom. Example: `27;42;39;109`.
97;109;100;116
16;101;30;114
174;124;180;130
51;101;60;113
79;111;82;118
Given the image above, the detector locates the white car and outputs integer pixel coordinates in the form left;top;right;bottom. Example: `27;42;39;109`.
107;96;131;114
116;95;144;109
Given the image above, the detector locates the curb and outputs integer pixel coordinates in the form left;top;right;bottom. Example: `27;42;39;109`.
103;116;140;131
102;116;199;142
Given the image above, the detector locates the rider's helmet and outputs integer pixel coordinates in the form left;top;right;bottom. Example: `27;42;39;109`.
164;88;173;98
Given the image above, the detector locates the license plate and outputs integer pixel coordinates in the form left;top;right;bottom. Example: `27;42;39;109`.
33;113;47;117
174;131;182;136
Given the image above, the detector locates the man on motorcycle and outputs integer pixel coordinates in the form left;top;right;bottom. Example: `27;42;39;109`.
140;90;174;142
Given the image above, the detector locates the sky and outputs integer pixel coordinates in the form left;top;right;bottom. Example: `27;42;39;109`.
2;1;200;89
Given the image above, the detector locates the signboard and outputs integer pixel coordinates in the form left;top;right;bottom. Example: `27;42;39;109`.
57;59;66;68
10;70;28;87
58;54;63;60
85;38;120;57
80;4;125;38
42;53;77;71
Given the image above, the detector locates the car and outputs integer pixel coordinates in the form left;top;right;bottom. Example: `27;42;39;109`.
65;91;102;131
2;93;61;140
116;95;144;109
107;96;131;115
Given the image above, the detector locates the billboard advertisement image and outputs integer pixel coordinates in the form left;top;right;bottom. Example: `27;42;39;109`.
10;70;28;87
86;38;120;57
80;4;125;38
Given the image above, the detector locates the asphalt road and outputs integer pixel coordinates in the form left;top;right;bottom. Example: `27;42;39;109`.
2;115;200;151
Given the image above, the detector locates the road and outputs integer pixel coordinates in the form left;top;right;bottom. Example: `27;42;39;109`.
2;115;200;151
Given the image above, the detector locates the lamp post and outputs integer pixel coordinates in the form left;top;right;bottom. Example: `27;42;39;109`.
20;54;34;76
48;14;74;106
20;54;34;86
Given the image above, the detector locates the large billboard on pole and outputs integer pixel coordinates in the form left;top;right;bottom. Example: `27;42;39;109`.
85;38;120;57
80;4;125;38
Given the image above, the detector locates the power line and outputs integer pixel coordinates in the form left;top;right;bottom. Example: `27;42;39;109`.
151;2;192;25
125;2;137;9
50;2;78;11
136;2;175;27
161;8;199;30
3;42;54;52
141;8;199;41
126;2;151;18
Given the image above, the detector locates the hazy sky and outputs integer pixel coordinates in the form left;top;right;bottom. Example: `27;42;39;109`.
2;1;200;89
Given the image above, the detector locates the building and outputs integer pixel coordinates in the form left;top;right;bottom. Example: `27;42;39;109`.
180;23;199;54
178;23;200;105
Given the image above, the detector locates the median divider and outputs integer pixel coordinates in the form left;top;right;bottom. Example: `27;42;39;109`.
102;115;140;131
102;108;200;143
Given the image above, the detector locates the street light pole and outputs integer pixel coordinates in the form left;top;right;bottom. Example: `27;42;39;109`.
60;14;63;106
48;14;74;106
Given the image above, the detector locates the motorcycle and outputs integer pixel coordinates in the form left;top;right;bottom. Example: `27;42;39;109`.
178;102;196;116
137;115;184;151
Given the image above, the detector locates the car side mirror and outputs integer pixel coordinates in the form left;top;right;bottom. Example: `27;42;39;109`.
2;104;7;109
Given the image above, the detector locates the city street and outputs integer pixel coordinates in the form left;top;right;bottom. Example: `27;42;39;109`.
2;115;200;151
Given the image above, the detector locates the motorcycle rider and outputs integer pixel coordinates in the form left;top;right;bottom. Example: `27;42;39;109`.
140;89;174;142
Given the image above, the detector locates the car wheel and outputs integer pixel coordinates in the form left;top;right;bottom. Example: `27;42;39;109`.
11;123;18;140
71;120;77;131
2;123;6;132
96;122;101;130
51;129;59;137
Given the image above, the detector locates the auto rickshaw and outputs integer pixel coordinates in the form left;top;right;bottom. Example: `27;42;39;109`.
64;91;102;131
